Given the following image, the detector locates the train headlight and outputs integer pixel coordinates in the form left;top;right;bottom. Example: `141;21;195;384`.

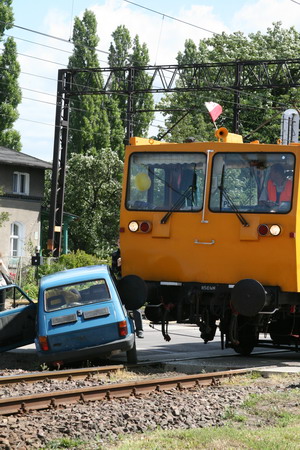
258;223;281;237
128;221;139;232
258;224;269;236
269;224;281;236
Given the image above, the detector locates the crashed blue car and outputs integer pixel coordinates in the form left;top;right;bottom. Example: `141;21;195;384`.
0;265;143;366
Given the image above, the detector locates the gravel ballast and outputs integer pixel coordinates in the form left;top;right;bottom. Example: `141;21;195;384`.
0;374;298;449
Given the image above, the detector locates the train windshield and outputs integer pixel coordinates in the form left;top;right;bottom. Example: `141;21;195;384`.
126;152;206;211
209;152;295;213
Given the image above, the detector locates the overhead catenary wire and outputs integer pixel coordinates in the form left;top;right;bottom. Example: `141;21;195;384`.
69;0;75;42
0;110;153;137
4;33;109;66
123;0;218;35
0;15;298;145
1;9;294;110
0;19;109;55
154;14;165;66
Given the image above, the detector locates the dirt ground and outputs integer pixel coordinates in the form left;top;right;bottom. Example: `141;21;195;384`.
0;350;40;374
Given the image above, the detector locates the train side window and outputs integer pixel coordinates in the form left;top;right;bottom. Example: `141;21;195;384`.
209;152;295;214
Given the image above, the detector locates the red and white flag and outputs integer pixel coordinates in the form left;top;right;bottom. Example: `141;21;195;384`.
205;102;222;122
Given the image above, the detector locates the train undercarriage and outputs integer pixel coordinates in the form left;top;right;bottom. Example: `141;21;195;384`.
144;280;300;354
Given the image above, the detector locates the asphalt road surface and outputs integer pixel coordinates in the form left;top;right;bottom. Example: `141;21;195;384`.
4;320;300;373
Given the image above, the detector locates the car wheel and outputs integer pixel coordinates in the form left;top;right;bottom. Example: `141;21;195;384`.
126;340;137;364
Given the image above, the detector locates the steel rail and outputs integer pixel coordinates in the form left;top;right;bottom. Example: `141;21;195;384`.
0;364;124;386
0;368;252;415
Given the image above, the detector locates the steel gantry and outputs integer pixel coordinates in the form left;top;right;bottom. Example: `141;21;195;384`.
47;58;300;256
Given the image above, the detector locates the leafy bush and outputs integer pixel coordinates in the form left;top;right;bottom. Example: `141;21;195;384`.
59;250;109;269
22;280;39;299
20;250;111;296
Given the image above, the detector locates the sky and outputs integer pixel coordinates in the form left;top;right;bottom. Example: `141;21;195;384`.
6;0;300;161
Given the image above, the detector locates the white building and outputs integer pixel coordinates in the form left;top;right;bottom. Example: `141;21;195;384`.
0;146;51;271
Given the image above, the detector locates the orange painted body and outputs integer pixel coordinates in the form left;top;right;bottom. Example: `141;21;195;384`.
120;139;300;293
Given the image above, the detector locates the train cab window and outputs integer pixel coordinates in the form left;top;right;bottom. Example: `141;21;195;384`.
209;152;295;213
126;152;206;211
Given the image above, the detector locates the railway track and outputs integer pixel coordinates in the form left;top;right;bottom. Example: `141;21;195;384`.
0;364;124;386
0;368;252;415
0;346;289;387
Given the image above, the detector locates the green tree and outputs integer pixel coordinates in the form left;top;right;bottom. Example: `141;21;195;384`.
158;39;214;142
0;0;22;151
108;25;154;138
68;10;124;158
108;25;131;119
64;10;124;253
107;95;124;160
158;23;300;144
68;9;110;155
129;35;154;137
64;148;123;255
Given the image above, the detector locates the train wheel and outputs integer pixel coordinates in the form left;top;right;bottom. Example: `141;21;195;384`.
126;341;137;364
231;315;258;356
233;341;255;356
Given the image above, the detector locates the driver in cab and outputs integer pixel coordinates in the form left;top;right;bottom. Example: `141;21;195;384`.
260;163;292;209
267;163;292;204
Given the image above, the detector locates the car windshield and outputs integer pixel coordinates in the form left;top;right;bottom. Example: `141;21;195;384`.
44;279;110;312
209;152;295;213
126;152;206;211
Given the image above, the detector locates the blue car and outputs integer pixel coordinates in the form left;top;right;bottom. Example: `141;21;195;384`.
0;265;141;366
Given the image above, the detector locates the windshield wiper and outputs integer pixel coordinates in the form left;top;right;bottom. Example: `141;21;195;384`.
161;176;196;224
218;186;249;227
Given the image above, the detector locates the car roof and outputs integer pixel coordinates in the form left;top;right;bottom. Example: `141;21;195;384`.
40;265;111;290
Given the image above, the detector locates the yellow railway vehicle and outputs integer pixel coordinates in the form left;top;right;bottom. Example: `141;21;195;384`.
118;128;300;354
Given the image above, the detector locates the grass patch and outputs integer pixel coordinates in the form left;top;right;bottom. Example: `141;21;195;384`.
43;375;300;450
239;389;300;427
109;425;300;450
221;371;264;387
42;438;87;449
109;385;300;450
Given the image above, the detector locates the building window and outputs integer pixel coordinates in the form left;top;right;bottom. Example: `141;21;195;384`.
10;222;24;257
13;172;29;195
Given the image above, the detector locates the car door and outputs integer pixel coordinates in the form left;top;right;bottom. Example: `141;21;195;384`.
0;285;37;352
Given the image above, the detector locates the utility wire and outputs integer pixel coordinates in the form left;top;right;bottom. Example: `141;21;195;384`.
0;19;109;55
3;16;292;109
0;24;297;138
16;51;66;67
69;0;75;41
154;14;165;65
5;33;73;54
123;0;218;35
4;33;109;65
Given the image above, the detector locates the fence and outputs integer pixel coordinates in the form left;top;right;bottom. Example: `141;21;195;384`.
1;256;58;286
